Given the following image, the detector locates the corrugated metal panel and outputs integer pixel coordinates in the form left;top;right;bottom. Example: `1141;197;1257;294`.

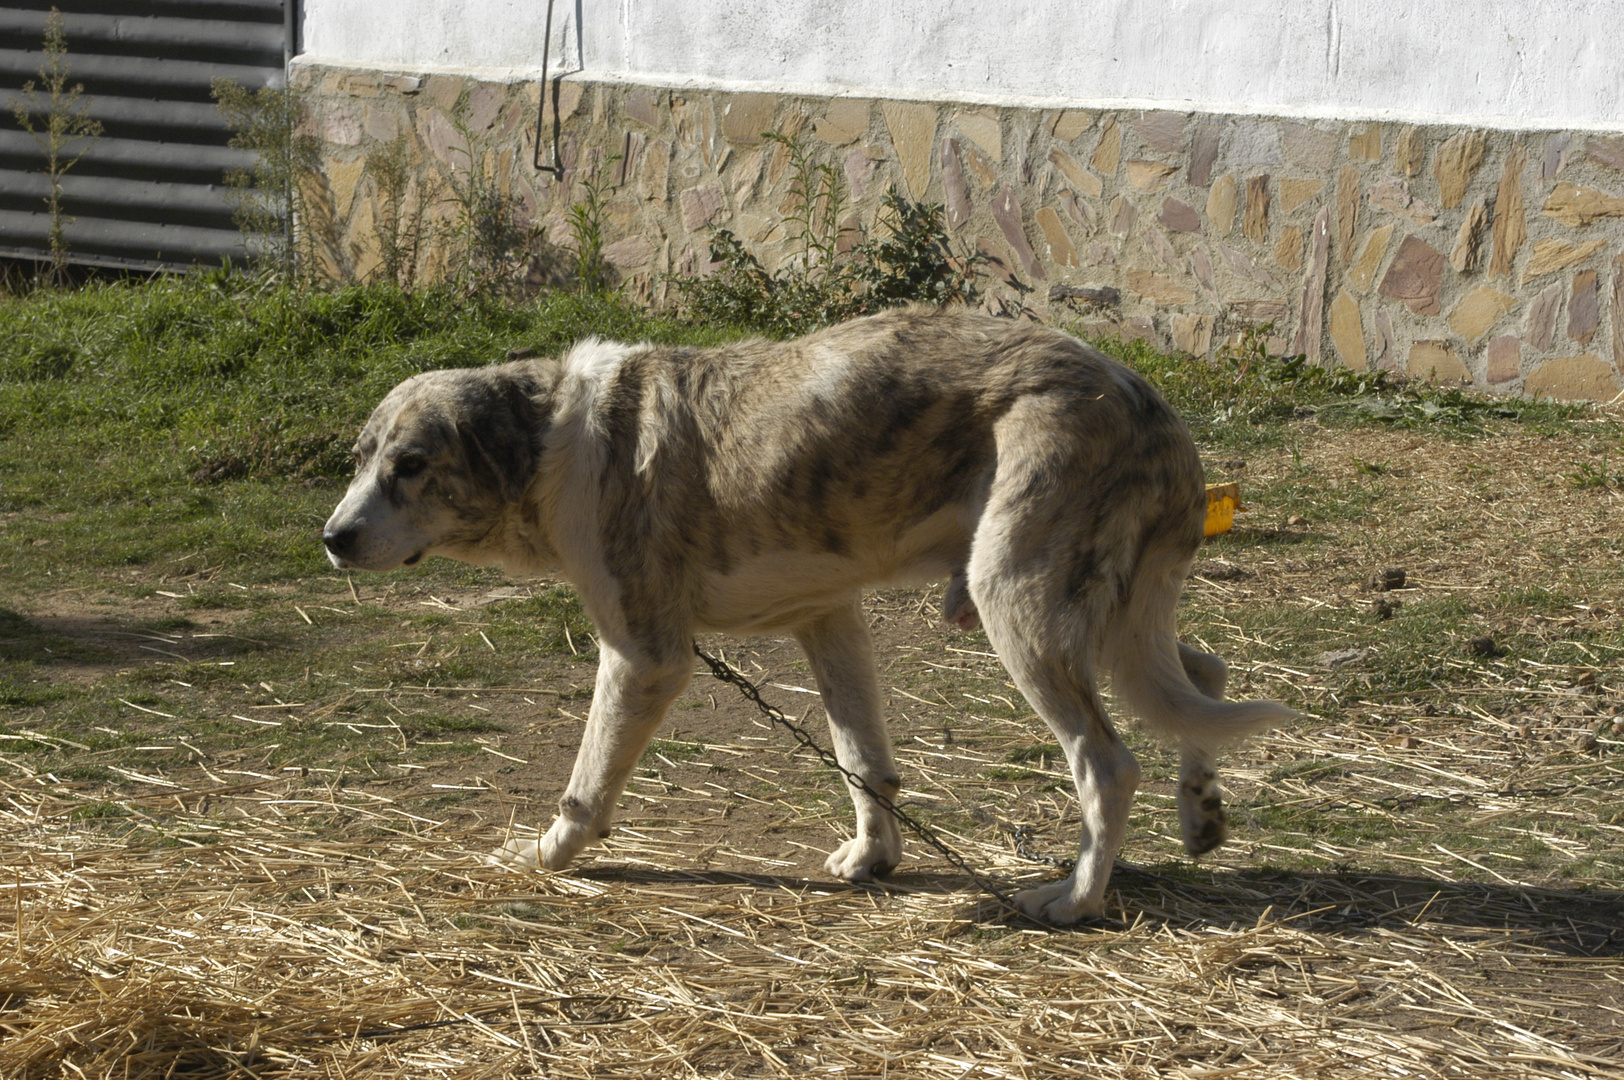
0;0;292;271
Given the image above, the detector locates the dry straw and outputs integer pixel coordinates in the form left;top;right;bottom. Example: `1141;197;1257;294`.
2;755;1620;1079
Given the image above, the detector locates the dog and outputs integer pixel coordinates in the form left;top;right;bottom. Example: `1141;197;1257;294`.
323;307;1294;924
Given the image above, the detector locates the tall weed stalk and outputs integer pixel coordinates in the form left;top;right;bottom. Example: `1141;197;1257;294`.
11;8;102;286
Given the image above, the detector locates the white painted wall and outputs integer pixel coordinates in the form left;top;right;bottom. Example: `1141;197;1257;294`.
299;0;1624;130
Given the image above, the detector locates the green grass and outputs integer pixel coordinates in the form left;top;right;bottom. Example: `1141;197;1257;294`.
1;272;1620;893
0;278;743;588
1090;330;1592;452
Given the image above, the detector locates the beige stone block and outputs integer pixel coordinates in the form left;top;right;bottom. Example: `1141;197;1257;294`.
1126;160;1176;192
1524;354;1619;400
1336;166;1360;253
625;88;660;129
1048;147;1102;198
1059;189;1096;234
1348;223;1395;293
1050;109;1094;142
1569;269;1599;345
1394;125;1424;176
881;101;938;200
1329;291;1366;370
1243;175;1270;243
1370;176;1436;225
1035;206;1078;267
362;104;401;144
1614;254;1624;366
1588;135;1624;172
1349;125;1382;161
1523;239;1605;283
951;109;1001;162
1408;342;1471;384
644;138;671;201
325;157;365;224
1144;225;1179;270
341;184;378;277
1447;286;1517;342
1283;122;1338;169
1490;143;1527;279
1543;182;1624;227
1449;200;1490;273
1433;130;1486;209
604;235;656;269
1274;226;1303;271
1379;234;1445;316
1229;299;1289;325
954;141;993;187
720;93;777;146
1127;268;1196;303
1206;175;1237;236
1108;195;1137;237
1524;284;1563;351
1135;111;1187;155
813;98;869;144
1486;335;1522;383
541;80;584;126
1171;313;1212;356
1280;178;1324;214
1090;118;1121;175
1292;208;1332;359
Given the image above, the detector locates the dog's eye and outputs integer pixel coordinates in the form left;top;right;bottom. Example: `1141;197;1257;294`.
394;455;426;479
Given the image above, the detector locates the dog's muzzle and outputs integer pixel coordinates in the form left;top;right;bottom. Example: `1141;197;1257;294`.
323;527;358;566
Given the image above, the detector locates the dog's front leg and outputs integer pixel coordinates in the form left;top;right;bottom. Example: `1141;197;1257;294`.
794;600;904;881
495;642;691;871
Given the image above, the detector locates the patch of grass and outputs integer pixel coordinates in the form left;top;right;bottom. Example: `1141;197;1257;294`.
1091;324;1596;450
0;278;747;588
645;738;707;762
397;712;506;737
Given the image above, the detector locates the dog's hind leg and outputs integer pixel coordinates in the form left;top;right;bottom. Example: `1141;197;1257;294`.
968;543;1140;923
494;642;691;871
1176;642;1230;855
940;569;981;630
794;599;904;882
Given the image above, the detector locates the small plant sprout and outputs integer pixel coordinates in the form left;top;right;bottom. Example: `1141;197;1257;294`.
11;7;102;286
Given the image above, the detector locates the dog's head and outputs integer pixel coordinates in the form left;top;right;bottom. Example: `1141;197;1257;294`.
323;361;552;572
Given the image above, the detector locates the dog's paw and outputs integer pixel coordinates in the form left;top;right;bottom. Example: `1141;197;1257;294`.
536;815;595;869
1178;771;1229;856
487;837;542;870
1013;878;1103;926
824;833;902;882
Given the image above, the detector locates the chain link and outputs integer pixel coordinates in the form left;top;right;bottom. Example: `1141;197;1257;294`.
693;642;1029;914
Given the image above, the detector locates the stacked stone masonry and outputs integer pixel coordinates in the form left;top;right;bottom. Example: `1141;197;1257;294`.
294;62;1624;401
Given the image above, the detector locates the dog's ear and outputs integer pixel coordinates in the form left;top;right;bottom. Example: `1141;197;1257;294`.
459;368;546;503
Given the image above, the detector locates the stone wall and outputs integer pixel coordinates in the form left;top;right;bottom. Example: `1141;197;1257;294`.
294;61;1624;401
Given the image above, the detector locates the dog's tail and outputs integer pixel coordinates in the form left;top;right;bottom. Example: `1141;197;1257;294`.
1105;547;1298;753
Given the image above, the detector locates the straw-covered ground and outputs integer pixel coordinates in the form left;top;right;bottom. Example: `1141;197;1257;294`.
0;281;1621;1076
4;416;1623;1078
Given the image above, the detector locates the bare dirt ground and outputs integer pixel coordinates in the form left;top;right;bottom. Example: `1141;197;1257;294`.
3;418;1623;1077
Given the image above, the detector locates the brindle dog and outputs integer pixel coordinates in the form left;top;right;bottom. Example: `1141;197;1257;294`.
324;307;1294;924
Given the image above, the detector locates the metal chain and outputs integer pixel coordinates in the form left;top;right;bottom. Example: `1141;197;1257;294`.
692;642;1029;913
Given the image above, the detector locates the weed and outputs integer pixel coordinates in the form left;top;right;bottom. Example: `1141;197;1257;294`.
443;91;536;295
1093;321;1591;446
213;80;325;279
852;191;977;308
365;132;441;289
676;143;975;336
766;131;850;273
10;7;102;285
565;154;621;293
1568;453;1624;490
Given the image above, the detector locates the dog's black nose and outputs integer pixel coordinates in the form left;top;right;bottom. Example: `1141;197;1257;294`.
323;527;358;558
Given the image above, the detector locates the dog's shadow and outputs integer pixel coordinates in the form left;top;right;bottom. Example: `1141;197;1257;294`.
571;863;1624;956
